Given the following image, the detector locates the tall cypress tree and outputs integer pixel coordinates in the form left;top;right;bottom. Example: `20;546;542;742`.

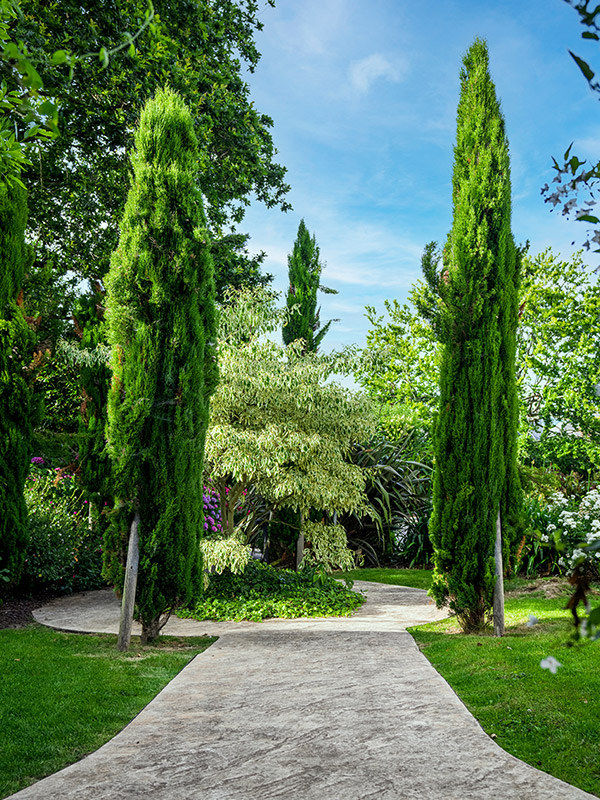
0;183;36;587
283;219;336;353
427;39;521;632
104;88;218;643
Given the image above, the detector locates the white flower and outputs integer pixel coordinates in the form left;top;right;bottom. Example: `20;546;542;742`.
540;656;562;674
546;524;556;533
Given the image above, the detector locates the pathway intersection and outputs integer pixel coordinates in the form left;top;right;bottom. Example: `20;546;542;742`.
10;581;595;799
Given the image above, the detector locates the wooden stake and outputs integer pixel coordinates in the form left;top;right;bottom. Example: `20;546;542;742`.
117;509;140;652
296;511;305;570
493;506;505;637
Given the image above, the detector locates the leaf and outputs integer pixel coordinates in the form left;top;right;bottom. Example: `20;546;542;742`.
99;47;109;69
128;42;136;58
569;51;595;83
576;214;600;224
582;32;600;40
51;50;68;65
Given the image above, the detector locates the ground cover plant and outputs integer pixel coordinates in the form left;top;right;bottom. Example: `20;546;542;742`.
409;578;600;797
179;560;365;622
0;625;215;798
338;567;433;591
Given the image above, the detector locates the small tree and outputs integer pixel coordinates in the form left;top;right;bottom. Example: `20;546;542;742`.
205;287;374;570
0;182;36;587
283;219;337;353
425;40;521;633
104;88;218;647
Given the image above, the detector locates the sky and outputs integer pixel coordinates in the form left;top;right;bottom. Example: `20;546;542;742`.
238;0;600;361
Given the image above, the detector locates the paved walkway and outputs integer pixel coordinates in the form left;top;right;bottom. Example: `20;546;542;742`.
10;582;595;800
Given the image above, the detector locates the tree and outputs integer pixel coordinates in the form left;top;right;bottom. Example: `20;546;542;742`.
204;287;374;571
0;0;156;189
104;88;218;647
12;0;289;300
0;181;37;587
424;39;521;633
518;249;600;473
283;220;336;353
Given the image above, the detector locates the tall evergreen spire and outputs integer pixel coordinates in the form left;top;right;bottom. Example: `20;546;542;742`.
283;219;336;353
427;39;521;631
0;183;35;588
104;88;218;644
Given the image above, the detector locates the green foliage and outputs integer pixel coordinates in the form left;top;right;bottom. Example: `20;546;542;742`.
104;88;218;640
206;287;374;570
516;497;564;578
302;521;358;572
283;219;336;353
14;0;288;299
0;626;215;798
518;249;600;472
0;181;37;588
340;437;432;567
427;40;522;631
20;463;104;594
0;0;156;189
32;352;80;433
180;560;365;622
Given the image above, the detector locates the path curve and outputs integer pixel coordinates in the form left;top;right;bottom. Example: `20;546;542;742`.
9;582;594;800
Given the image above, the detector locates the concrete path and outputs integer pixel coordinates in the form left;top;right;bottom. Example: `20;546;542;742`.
10;582;595;800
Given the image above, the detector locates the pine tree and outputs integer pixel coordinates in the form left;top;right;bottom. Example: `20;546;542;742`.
283;219;336;353
427;39;521;632
0;183;36;587
104;88;218;644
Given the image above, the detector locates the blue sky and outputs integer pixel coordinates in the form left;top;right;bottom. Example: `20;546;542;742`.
241;0;600;355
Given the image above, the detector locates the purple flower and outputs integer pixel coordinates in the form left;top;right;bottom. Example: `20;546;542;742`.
31;457;45;466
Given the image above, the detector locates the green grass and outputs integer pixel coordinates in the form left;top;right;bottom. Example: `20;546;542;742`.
410;581;600;797
0;625;215;799
337;567;434;591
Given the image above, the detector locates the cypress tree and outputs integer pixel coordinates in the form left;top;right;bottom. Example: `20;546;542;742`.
427;39;521;632
104;88;218;643
283;219;336;353
0;183;35;587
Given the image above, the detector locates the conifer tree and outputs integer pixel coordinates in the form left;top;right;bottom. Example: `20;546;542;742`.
104;88;218;645
0;183;36;587
283;219;336;353
426;39;521;632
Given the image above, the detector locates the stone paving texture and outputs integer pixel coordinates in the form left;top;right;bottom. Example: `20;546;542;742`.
9;581;595;799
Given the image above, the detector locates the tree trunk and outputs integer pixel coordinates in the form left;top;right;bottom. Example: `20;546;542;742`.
296;511;305;570
117;509;140;652
493;506;505;637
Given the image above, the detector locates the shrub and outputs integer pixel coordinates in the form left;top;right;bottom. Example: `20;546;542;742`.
180;560;365;622
20;461;105;594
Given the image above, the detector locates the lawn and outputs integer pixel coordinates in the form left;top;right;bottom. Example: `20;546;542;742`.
338;566;434;591
0;625;215;799
408;579;600;797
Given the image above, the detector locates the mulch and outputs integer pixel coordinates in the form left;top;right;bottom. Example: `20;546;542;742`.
0;592;55;630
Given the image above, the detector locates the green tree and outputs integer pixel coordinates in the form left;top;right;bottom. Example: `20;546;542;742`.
0;182;36;587
205;287;374;570
12;0;289;302
283;219;336;353
518;249;600;473
425;40;521;632
104;88;218;645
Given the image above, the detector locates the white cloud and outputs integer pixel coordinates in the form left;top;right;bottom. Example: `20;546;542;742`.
349;53;404;94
